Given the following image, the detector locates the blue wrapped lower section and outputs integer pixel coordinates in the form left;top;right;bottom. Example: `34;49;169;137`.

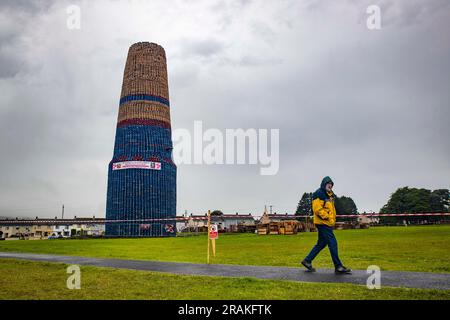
105;124;177;237
112;125;173;158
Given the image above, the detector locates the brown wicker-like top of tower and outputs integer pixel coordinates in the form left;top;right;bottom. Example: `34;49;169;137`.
120;42;169;101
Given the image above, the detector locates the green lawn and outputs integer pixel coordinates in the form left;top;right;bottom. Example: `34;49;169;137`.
0;225;449;273
1;259;448;300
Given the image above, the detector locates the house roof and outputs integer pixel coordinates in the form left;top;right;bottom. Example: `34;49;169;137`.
212;215;255;220
267;214;300;220
187;213;255;220
0;218;105;226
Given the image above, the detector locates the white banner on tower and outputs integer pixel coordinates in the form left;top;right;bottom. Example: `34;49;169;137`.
112;161;161;170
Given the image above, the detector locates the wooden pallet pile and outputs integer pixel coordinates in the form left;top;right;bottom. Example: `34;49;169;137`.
257;223;269;235
257;221;300;235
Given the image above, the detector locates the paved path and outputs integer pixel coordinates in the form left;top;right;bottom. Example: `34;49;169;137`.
1;252;449;290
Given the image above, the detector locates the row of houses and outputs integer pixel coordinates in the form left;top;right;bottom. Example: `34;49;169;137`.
0;212;289;239
0;211;377;239
0;217;105;240
176;213;256;232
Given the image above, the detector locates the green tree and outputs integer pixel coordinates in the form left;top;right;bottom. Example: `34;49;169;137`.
430;189;450;212
295;192;312;216
335;196;358;222
380;187;449;224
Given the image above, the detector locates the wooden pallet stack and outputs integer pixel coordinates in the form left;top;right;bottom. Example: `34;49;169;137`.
257;221;300;235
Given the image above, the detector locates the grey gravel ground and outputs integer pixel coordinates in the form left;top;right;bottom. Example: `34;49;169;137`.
1;251;449;290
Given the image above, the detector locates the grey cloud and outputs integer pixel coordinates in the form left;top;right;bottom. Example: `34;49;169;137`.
378;0;450;27
0;49;22;78
179;38;225;58
0;0;55;12
0;10;28;78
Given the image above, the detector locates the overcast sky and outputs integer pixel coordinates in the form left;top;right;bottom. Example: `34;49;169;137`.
0;0;449;219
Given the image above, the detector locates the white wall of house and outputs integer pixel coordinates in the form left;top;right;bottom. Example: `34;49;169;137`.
51;225;71;237
213;218;255;230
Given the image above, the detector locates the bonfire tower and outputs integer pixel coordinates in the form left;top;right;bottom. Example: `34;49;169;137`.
106;42;176;237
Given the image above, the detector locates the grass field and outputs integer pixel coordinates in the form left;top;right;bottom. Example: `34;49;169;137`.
1;259;449;300
0;225;449;273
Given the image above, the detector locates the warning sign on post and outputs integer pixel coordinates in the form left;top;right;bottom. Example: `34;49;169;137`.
209;224;218;239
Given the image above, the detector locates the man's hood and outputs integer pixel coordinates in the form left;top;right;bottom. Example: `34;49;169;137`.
320;176;334;190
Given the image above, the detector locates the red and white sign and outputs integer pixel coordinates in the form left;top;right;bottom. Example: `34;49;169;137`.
209;224;218;239
139;224;150;230
112;161;161;171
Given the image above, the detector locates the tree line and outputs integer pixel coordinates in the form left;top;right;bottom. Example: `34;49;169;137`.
295;187;449;224
379;187;449;224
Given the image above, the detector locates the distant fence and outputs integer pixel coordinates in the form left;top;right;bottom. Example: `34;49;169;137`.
296;213;450;218
0;216;200;225
1;213;450;225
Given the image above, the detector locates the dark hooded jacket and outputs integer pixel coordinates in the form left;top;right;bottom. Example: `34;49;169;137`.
312;176;337;226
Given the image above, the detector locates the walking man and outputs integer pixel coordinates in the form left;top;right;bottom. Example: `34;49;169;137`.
301;176;352;274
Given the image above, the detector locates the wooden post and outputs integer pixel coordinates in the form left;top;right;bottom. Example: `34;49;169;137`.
207;209;211;264
211;237;216;257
